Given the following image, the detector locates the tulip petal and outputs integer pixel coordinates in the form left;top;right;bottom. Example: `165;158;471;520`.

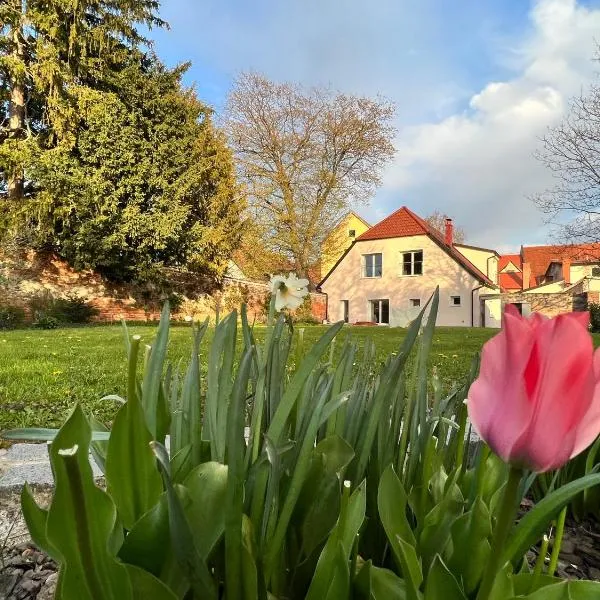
570;349;600;459
511;314;595;471
467;312;535;462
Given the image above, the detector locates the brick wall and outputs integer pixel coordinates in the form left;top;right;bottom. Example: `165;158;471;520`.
0;250;326;323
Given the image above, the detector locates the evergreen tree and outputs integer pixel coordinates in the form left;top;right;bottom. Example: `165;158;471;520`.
26;56;245;284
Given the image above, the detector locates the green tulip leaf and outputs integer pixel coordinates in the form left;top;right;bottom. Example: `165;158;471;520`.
354;560;409;600
125;564;178;600
105;392;163;530
504;473;600;567
183;461;229;559
425;555;465;600
45;405;132;600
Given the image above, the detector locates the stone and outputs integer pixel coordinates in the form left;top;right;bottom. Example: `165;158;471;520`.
0;572;19;597
37;572;59;600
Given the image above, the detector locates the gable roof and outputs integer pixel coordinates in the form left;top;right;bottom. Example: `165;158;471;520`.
499;272;523;291
499;254;522;271
356;205;429;241
319;206;495;288
522;243;600;286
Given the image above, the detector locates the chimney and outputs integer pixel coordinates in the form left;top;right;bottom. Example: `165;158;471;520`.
445;218;454;246
562;259;571;284
522;262;531;290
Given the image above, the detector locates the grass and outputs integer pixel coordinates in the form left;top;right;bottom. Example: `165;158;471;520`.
1;321;595;432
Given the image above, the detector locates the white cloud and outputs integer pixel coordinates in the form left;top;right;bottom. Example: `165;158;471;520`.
383;0;600;250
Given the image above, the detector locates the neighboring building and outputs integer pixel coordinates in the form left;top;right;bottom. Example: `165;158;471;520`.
498;244;600;317
318;206;502;327
320;212;371;279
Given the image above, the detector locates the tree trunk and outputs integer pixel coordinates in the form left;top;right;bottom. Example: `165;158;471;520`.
7;21;26;201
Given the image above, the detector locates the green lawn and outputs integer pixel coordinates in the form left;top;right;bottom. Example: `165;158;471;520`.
0;322;593;432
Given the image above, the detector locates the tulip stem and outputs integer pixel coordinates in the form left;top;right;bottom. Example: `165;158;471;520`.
476;466;523;600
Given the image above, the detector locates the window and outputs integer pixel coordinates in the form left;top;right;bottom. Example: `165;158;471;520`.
410;298;421;308
450;296;461;306
370;299;389;324
593;267;600;277
348;229;356;238
363;253;382;277
341;300;349;323
402;250;423;276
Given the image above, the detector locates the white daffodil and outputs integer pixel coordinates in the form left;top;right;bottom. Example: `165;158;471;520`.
270;273;309;311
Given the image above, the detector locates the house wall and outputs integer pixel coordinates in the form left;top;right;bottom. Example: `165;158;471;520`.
455;246;498;284
571;264;600;281
321;214;370;278
321;235;484;327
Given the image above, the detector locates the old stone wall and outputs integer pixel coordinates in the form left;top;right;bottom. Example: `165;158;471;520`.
501;291;574;318
0;251;326;324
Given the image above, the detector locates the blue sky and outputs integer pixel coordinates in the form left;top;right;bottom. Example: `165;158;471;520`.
148;0;600;252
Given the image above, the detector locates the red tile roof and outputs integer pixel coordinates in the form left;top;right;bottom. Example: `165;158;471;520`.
353;206;495;287
523;243;600;286
499;272;523;291
357;206;429;240
498;254;522;271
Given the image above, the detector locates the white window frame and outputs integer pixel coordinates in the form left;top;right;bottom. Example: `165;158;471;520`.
401;250;423;276
369;299;390;325
450;295;462;307
409;298;421;308
362;253;383;278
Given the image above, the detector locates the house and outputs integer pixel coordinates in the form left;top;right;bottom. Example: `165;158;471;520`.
320;212;372;280
318;206;502;327
497;244;600;316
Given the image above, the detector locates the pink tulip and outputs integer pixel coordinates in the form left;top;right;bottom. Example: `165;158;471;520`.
468;306;600;472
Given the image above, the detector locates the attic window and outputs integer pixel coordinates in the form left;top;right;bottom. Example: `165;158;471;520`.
402;251;423;276
348;229;356;238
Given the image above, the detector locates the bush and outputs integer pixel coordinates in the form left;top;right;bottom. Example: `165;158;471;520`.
28;290;99;325
34;315;60;329
0;305;26;329
590;302;600;332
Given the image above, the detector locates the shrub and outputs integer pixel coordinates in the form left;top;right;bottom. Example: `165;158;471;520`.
590;302;600;332
28;290;98;325
34;315;60;329
0;305;26;329
4;295;600;598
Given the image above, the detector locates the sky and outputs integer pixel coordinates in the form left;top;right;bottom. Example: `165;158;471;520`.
148;0;600;253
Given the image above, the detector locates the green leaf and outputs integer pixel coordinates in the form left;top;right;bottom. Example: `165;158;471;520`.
448;496;491;594
89;415;109;475
105;393;162;530
354;560;409;600
21;483;56;561
241;515;259;600
504;473;600;567
315;435;355;477
45;405;132;600
119;495;170;576
125;564;179;600
509;579;600;599
183;462;229;559
378;466;422;600
267;321;344;443
306;541;350;600
141;303;170;438
425;555;466;600
151;441;217;599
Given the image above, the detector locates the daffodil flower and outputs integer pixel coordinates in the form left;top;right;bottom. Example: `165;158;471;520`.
270;274;309;311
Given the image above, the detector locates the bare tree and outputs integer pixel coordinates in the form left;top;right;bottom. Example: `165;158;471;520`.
425;211;466;244
225;72;396;278
533;73;600;244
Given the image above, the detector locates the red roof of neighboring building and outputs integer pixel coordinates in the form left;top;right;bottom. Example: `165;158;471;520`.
522;243;600;286
498;254;522;271
348;206;495;287
499;272;523;291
